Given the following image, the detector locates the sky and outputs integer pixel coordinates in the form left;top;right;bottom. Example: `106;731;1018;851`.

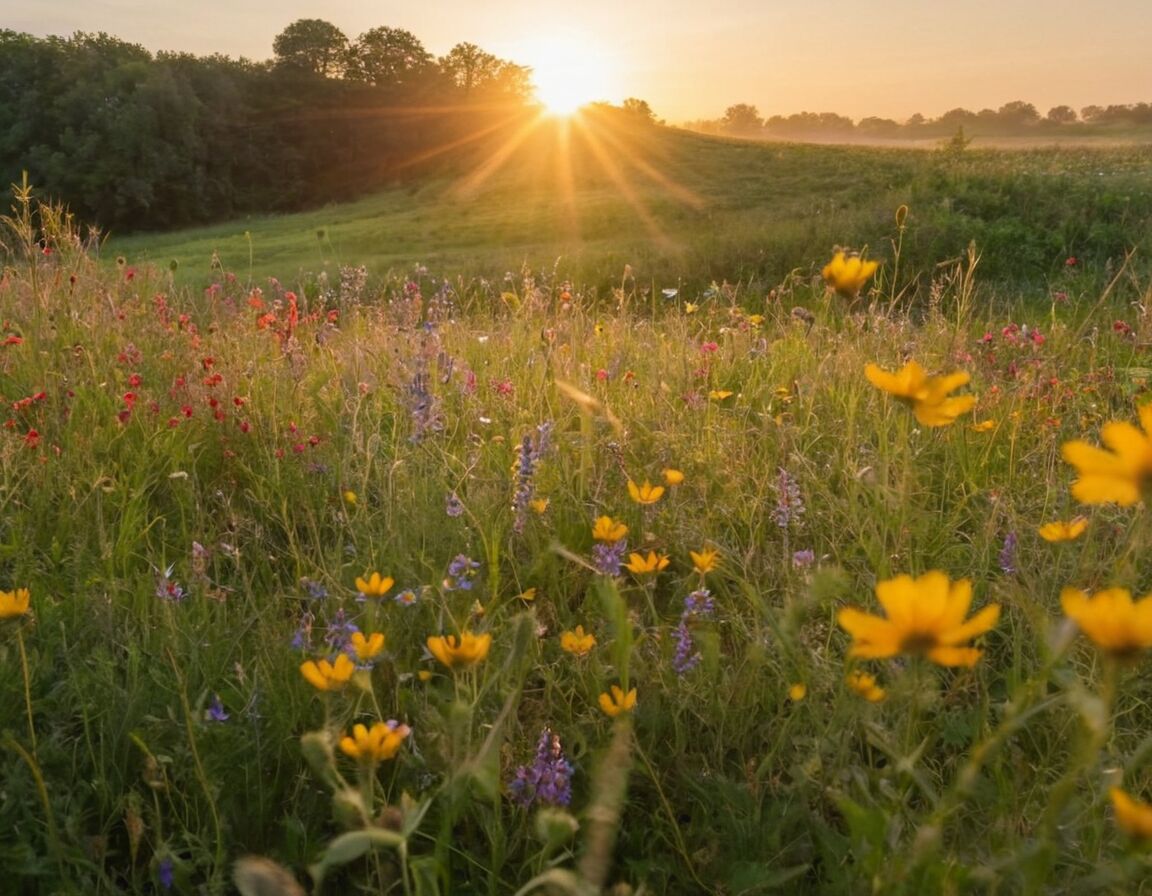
4;0;1150;123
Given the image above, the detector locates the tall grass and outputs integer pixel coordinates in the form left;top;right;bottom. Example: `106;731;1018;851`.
3;180;1152;894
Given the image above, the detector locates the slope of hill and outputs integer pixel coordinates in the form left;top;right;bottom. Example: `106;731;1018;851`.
106;108;1152;294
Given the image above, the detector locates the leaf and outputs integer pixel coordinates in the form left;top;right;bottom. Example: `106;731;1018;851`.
308;828;404;888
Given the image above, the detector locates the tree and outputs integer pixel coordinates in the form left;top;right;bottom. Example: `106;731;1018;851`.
272;19;348;77
721;103;762;134
438;43;530;100
996;100;1040;127
347;27;432;90
1046;105;1077;124
620;97;656;123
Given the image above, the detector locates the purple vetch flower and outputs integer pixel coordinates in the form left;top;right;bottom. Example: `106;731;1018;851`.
445;492;465;518
999;531;1018;575
323;608;360;653
792;549;816;569
300;578;328;601
511;422;554;534
205;694;229;723
158;856;174;890
591;540;628;577
443;554;480;591
507;727;574;808
683;588;715;619
770;468;805;528
672;619;701;675
291;611;314;650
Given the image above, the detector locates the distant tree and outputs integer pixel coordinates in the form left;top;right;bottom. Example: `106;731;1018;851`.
905;112;926;128
1080;104;1104;122
438;42;531;100
1046;105;1077;124
856;116;900;136
722;103;762;134
938;107;976;126
620;97;656;123
996;100;1040;126
346;27;432;90
273;19;348;77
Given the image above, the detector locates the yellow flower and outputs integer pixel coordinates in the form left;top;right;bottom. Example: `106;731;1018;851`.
517;587;538;602
342;489;358;506
529;498;549;514
708;389;733;401
592;515;629;542
417;670;433;682
689;547;720;575
339;720;411;764
685;302;698;314
837;571;1000;668
788;682;807;702
1038;518;1088;542
349;631;386;663
598;684;637;717
627;479;665;505
822;251;879;297
1111;787;1152;839
971;419;996;433
846;670;887;702
864;361;976;427
355;572;394;599
0;587;30;619
426;631;492;669
1061;586;1152;656
300;654;356;691
560;625;597;657
625;551;670;575
1062;403;1152;505
662;468;685;486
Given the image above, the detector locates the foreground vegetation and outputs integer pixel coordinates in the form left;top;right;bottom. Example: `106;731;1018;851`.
4;176;1152;895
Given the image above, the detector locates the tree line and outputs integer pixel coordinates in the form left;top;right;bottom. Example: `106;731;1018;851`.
692;100;1152;140
0;21;539;232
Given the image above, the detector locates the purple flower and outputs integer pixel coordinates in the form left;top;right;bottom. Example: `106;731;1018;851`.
591;540;628;577
683;588;715;619
158;856;174;890
770;468;805;529
206;694;229;723
444;554;480;591
291;611;314;650
511;422;553;534
445;493;465;518
792;549;816;569
323;608;360;653
508;728;573;808
999;531;1018;575
672;619;701;675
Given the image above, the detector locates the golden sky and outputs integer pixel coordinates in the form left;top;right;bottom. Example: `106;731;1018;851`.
9;0;1150;122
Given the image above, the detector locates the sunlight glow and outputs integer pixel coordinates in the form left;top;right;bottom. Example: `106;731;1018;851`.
518;33;617;116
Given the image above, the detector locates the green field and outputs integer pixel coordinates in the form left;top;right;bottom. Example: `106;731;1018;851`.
5;128;1152;894
107;112;1152;298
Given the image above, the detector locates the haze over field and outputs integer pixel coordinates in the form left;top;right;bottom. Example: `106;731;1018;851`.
9;0;1151;123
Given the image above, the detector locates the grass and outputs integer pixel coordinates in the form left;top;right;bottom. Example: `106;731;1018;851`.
3;141;1152;894
105;110;1152;299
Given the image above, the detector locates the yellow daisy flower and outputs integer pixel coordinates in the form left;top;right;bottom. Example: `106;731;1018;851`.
598;684;637;717
355;572;394;599
864;360;976;427
426;631;492;669
299;654;356;691
627;480;665;505
0;587;31;619
1111;787;1152;839
837;571;1000;667
822;251;879;297
1037;518;1088;542
624;551;670;575
1061;586;1152;657
1062;402;1152;505
592;516;629;542
560;625;597;657
339;720;411;764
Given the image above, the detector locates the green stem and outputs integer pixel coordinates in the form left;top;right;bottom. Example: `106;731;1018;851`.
17;627;36;754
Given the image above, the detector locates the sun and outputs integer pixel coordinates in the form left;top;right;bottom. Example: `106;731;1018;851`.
518;32;617;116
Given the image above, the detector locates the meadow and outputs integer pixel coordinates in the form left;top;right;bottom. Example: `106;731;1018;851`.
3;134;1152;895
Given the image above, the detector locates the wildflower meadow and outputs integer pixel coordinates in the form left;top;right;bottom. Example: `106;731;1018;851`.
5;171;1152;896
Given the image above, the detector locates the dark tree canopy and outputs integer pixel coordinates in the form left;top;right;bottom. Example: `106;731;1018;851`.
272;19;349;77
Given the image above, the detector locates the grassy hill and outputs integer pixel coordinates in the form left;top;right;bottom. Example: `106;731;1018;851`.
106;108;1152;297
